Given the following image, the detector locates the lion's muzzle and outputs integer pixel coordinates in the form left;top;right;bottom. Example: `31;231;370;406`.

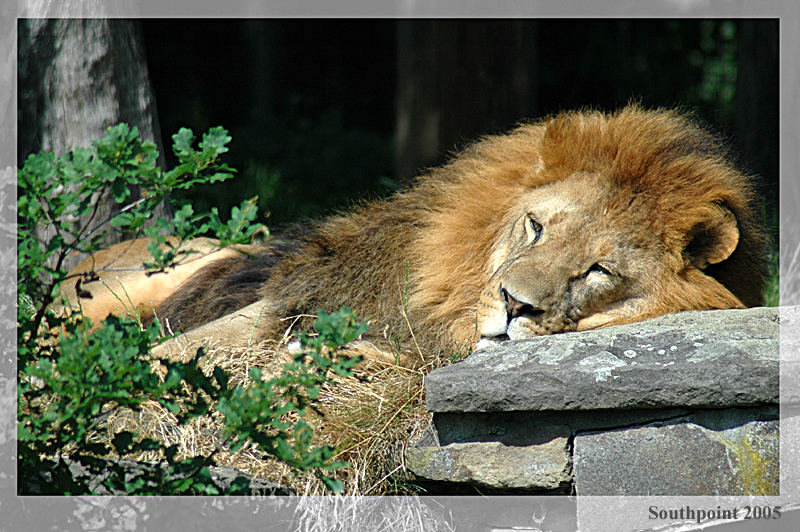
501;286;544;321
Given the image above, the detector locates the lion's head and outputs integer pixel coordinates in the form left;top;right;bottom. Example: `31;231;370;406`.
476;172;744;345
412;105;766;352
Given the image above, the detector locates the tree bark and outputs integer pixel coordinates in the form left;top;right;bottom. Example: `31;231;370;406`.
18;18;169;271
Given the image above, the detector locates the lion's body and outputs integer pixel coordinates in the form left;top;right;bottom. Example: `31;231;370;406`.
67;105;766;362
61;238;261;324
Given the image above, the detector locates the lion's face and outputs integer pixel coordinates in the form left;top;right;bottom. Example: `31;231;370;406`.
476;172;741;345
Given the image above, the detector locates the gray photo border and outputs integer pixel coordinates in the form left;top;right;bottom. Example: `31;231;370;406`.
3;1;798;531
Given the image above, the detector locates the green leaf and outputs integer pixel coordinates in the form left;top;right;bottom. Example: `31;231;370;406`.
208;171;235;183
320;476;344;494
199;126;231;155
228;476;252;494
124;477;146;493
172;128;196;161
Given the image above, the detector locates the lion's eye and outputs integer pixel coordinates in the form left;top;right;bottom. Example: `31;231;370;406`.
586;263;612;277
528;216;543;244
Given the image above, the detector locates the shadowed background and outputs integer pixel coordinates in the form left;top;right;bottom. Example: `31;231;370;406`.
134;19;777;231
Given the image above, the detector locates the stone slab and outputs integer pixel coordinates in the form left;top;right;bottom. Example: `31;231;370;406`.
426;307;780;413
406;437;572;491
573;410;779;496
408;406;777;494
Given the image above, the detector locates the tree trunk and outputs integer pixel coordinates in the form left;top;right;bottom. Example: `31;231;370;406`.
395;20;538;182
18;18;169;271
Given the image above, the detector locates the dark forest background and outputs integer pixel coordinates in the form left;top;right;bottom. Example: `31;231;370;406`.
139;19;778;235
23;19;780;234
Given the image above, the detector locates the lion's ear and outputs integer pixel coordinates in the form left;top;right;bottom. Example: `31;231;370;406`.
685;203;740;269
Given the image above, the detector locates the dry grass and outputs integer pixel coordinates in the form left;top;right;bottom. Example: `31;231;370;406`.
293;496;456;531
103;336;439;495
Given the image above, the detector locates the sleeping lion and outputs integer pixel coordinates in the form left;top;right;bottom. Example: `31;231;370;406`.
64;105;767;364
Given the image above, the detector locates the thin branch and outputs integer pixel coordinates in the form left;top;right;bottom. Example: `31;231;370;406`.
74;186;107;242
82;195;148;242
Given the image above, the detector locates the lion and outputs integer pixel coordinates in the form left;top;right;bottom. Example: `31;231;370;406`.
64;105;767;364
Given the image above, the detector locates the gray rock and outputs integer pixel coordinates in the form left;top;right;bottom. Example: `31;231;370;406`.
407;406;778;494
426;307;780;413
573;409;779;496
406;437;572;491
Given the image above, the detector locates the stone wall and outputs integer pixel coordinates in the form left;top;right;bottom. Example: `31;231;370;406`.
407;307;794;496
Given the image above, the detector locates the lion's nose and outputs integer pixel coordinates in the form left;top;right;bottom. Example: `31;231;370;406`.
500;286;545;320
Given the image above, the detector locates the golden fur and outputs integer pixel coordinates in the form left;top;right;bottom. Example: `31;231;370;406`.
61;238;260;323
67;105;766;362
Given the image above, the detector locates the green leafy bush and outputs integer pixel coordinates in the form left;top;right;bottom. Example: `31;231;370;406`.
17;124;363;494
